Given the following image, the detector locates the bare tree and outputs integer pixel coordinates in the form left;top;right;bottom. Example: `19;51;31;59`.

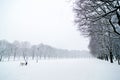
74;0;120;35
74;0;120;63
21;41;31;62
12;41;20;60
31;45;37;60
0;40;9;61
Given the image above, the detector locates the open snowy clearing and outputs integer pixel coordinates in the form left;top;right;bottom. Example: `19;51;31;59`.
0;58;120;80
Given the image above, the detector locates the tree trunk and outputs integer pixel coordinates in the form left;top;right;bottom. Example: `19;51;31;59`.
8;55;10;61
23;52;26;62
0;55;2;61
32;53;34;60
118;55;120;65
118;59;120;65
14;52;16;61
105;54;108;61
110;51;113;63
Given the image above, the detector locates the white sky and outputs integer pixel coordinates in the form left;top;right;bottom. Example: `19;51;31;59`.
0;0;89;51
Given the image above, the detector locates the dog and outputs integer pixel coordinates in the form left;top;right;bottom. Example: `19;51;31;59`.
20;62;28;66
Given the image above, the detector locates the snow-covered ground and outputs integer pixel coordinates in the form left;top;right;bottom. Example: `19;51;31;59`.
0;58;120;80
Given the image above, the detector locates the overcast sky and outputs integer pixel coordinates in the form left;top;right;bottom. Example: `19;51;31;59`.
0;0;89;51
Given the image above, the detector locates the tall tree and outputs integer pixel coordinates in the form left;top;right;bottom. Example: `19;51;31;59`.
74;0;120;63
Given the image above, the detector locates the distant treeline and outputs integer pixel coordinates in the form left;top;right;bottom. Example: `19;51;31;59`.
0;40;89;61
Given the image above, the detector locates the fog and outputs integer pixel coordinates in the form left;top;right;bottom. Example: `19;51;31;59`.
0;0;89;51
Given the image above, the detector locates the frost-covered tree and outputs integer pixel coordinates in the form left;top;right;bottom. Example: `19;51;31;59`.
12;41;20;60
74;0;120;35
74;0;120;63
0;40;7;61
0;40;88;61
21;41;31;62
31;45;37;60
0;40;12;61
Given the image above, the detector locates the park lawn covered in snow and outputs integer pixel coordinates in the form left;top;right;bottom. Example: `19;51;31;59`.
0;58;120;80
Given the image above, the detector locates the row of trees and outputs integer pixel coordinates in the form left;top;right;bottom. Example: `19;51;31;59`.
0;40;83;62
74;0;120;64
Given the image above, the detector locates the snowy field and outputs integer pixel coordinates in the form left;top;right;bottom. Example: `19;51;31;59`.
0;58;120;80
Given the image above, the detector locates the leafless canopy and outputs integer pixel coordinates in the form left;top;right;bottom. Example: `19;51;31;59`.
74;0;120;35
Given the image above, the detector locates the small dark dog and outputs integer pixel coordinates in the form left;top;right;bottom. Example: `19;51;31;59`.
20;62;28;66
